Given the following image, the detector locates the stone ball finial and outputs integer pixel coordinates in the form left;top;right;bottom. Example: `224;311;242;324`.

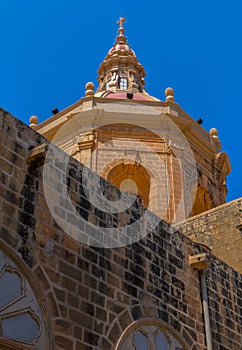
29;115;38;128
210;127;222;150
85;82;94;97
210;128;218;137
165;87;174;102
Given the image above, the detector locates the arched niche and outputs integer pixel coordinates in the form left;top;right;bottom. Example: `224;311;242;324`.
191;186;215;216
106;161;150;208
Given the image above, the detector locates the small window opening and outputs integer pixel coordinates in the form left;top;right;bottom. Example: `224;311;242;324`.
119;78;128;90
106;80;111;90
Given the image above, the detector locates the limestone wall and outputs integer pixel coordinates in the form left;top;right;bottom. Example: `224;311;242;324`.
179;199;242;273
0;109;241;350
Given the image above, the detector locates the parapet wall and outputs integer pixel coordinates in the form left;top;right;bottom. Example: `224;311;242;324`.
0;109;241;350
178;198;242;273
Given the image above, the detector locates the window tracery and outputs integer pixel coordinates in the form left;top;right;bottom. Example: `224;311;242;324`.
116;320;185;350
0;249;49;349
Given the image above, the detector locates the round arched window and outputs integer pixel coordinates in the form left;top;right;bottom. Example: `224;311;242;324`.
116;319;186;350
0;246;51;349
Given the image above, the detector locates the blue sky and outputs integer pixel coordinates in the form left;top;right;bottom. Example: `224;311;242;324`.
0;1;241;201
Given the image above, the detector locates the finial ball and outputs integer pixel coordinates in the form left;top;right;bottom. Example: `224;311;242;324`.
165;87;174;97
165;87;175;102
85;82;94;91
210;127;221;150
29;115;38;127
210;128;218;137
85;82;94;97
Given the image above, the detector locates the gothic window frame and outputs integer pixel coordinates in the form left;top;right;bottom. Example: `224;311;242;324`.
0;244;52;350
0;336;31;350
115;319;187;350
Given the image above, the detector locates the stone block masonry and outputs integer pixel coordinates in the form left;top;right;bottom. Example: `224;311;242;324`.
0;108;241;349
179;198;242;273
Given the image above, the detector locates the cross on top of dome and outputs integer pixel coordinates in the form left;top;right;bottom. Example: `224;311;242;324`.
116;17;127;43
117;17;126;27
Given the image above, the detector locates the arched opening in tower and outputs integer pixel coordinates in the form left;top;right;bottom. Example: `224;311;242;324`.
106;162;150;208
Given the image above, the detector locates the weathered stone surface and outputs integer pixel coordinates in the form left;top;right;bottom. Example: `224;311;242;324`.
0;110;241;350
180;199;242;273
